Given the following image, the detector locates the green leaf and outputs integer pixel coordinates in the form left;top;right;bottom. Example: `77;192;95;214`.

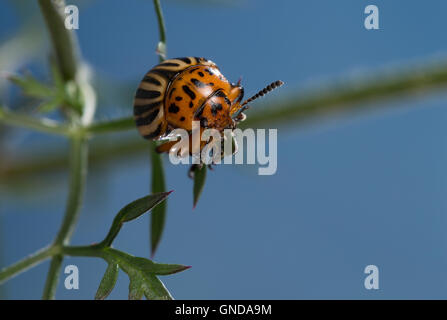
142;274;172;300
49;58;64;92
128;275;145;300
37;97;62;113
101;192;172;247
150;142;167;257
129;271;172;300
128;257;191;275
0;107;70;136
121;193;171;223
101;248;187;300
193;165;207;208
94;263;119;300
8;73;54;99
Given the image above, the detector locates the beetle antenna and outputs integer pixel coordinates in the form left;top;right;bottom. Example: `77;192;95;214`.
240;80;284;108
231;80;284;120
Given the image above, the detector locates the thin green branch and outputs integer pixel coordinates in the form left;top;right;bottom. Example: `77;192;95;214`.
62;245;104;258
36;0;94;299
150;0;168;257
85;117;134;135
153;0;167;61
150;144;167;256
0;107;71;136
153;0;166;44
74;59;447;137
37;0;80;82
54;135;88;245
42;133;88;299
41;254;63;299
0;191;170;288
0;0;91;295
242;62;447;129
0;138;147;181
0;245;58;285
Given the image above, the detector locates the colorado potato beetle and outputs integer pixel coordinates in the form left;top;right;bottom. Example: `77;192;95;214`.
133;57;283;172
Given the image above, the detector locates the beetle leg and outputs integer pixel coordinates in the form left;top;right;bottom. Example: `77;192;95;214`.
188;163;204;179
156;140;178;154
235;112;247;122
235;86;244;104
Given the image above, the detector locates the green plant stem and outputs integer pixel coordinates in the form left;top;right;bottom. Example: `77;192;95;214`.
86;117;135;135
149;0;168;257
42;254;63;299
62;245;104;258
242;62;447;129
0;246;57;285
67;59;447;136
42;133;88;299
0;138;146;181
153;0;166;61
37;0;94;300
150;143;166;255
0;190;169;286
37;0;80;82
55;135;88;244
0;107;71;136
154;0;166;44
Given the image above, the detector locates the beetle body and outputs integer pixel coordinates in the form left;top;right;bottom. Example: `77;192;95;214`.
133;57;283;160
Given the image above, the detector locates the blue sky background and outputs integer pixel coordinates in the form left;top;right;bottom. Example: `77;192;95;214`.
1;0;447;299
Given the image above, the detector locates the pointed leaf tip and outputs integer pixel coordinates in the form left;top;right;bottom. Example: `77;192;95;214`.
8;73;54;99
128;256;191;275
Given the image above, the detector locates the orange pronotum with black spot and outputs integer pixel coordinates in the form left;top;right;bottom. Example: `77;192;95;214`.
133;57;284;156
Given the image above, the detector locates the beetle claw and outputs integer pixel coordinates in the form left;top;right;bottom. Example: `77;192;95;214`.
188;163;215;178
188;164;197;179
188;163;205;179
